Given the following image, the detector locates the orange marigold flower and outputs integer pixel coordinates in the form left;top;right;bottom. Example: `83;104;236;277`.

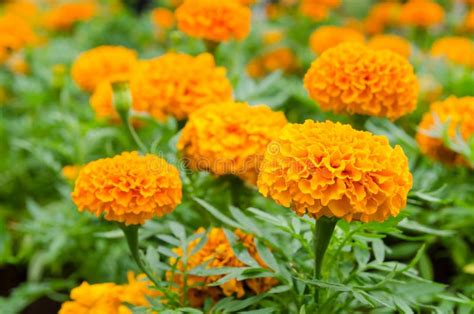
299;1;329;21
59;282;126;314
257;120;413;223
416;96;474;165
175;0;251;42
304;42;418;120
169;227;277;307
262;29;284;45
0;14;36;53
246;47;297;78
4;1;39;21
62;165;82;182
43;1;96;31
177;102;287;184
367;34;411;58
151;7;175;29
72;151;182;225
71;45;138;92
59;272;157;314
400;0;444;28
364;2;402;34
464;10;474;32
133;52;232;120
430;36;474;68
309;26;365;55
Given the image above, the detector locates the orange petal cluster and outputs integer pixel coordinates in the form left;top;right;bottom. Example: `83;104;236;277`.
416;96;474;165
304;42;418;120
72;151;182;225
464;10;474;32
59;272;158;314
177;102;288;184
0;14;36;63
175;0;251;42
246;47;297;78
62;165;82;182
43;1;96;31
430;36;474;68
168;227;277;307
151;7;175;29
71;46;138;92
299;0;341;21
368;34;411;58
400;0;444;28
309;26;365;55
364;1;402;34
257;120;413;223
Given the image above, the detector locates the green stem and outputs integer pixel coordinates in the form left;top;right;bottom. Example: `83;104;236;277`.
314;217;337;305
204;40;219;55
126;116;148;153
120;224;160;288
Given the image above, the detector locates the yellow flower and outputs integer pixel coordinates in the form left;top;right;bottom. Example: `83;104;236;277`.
169;227;277;307
417;96;474;165
262;30;284;45
367;34;411;58
4;1;39;22
431;36;474;68
72;151;182;225
132;52;233;120
71;45;138;92
176;0;251;42
257;120;413;223
304;42;418;120
309;26;365;55
151;7;175;29
121;272;161;307
364;1;401;34
246;47;297;78
177;102;287;184
43;1;96;31
400;0;444;28
62;165;82;182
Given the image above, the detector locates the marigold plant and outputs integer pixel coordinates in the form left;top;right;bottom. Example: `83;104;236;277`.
175;0;251;42
430;36;474;68
309;26;365;55
417;96;474;165
43;1;96;31
368;34;411;58
72;151;182;225
257;120;413;223
169;227;277;307
177;102;288;184
71;45;138;92
400;0;444;28
246;47;297;78
304;42;418;119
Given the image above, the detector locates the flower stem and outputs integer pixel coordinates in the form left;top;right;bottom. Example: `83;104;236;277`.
120;224;160;288
314;217;337;305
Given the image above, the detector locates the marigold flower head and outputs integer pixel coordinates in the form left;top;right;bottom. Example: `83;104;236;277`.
367;34;411;58
43;1;96;31
169;227;277;307
309;26;365;55
417;96;474;165
72;151;182;225
177;102;287;184
59;272;157;314
0;14;36;53
71;45;138;92
151;7;175;29
246;47;297;78
430;36;474;68
304;42;418;120
364;2;402;34
131;52;233;120
175;0;251;42
400;0;444;28
258;120;413;223
262;29;284;45
4;1;39;21
62;165;82;182
464;10;474;32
